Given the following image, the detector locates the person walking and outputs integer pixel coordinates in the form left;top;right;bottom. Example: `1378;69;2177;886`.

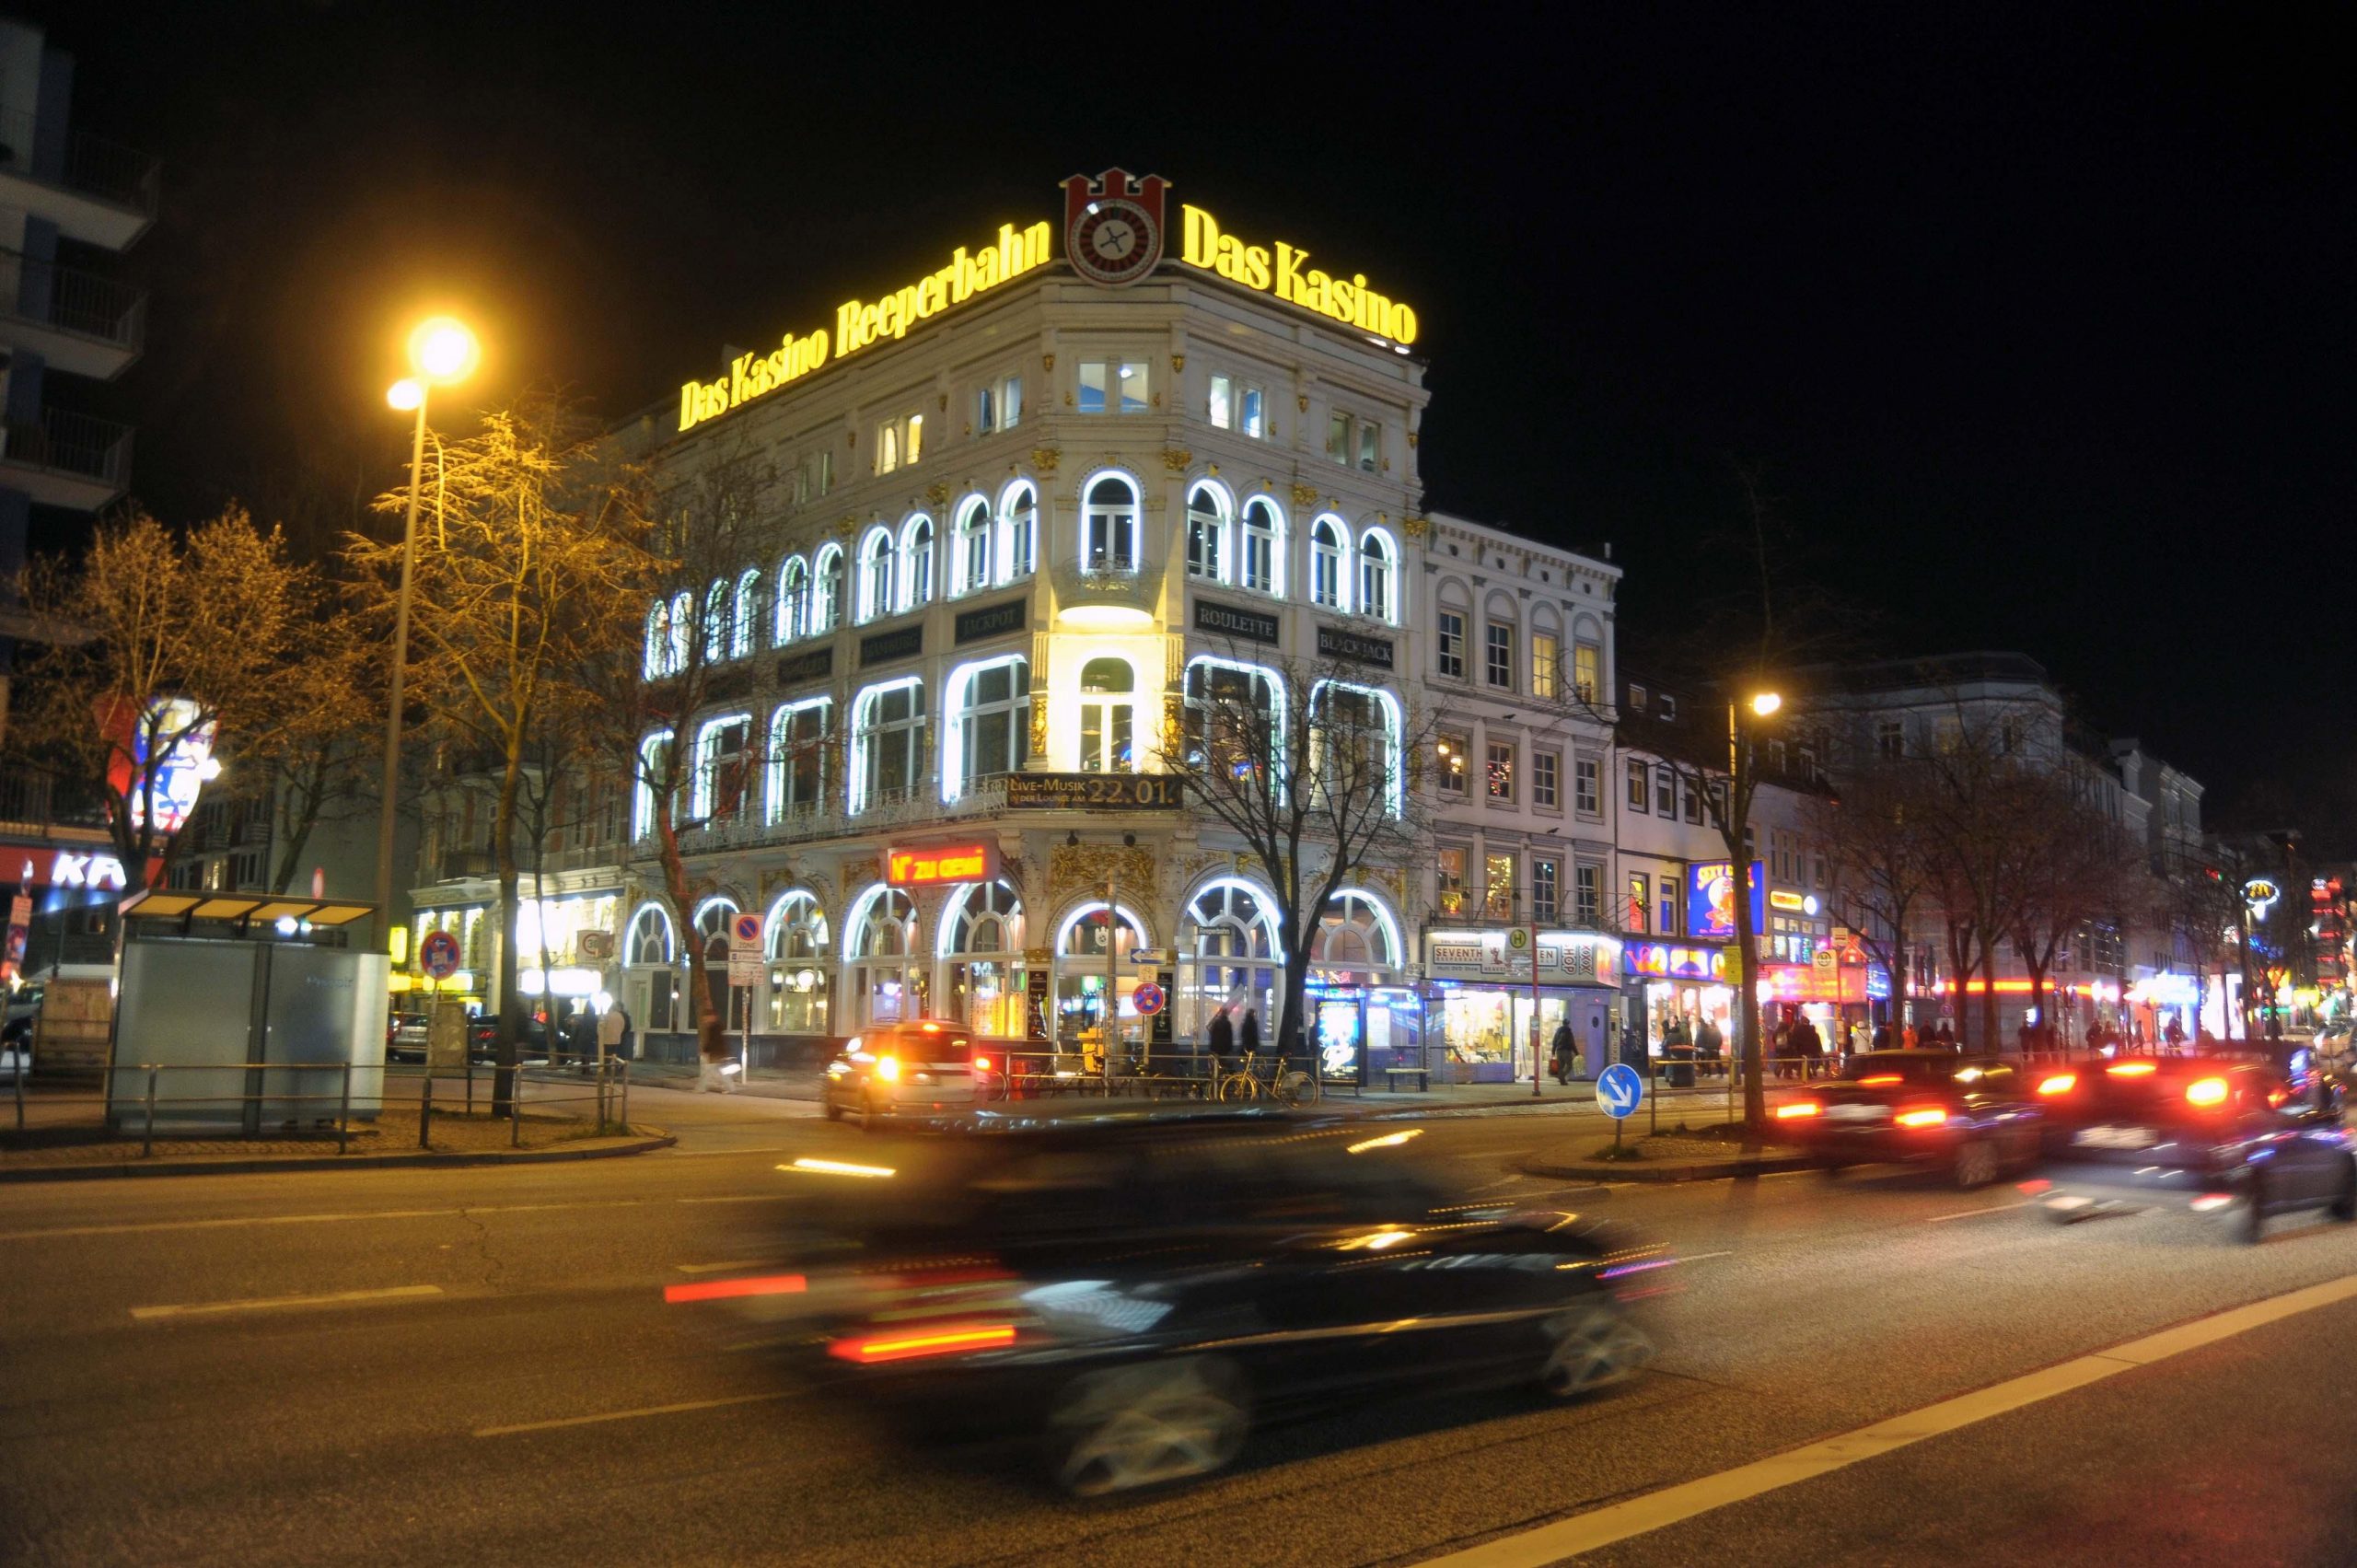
1550;1017;1575;1085
1238;1003;1262;1064
1695;1015;1724;1077
597;1003;625;1072
1873;1021;1891;1051
2164;1016;2187;1055
1206;1005;1235;1073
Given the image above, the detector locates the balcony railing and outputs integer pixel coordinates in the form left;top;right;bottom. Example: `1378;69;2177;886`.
0;107;161;216
659;775;1015;856
1051;554;1165;621
0;406;134;485
0;250;145;349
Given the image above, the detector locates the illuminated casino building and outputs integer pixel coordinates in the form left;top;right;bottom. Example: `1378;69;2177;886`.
572;169;1627;1078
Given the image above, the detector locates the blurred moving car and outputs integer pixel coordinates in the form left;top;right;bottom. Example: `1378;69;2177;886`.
1775;1051;2043;1187
822;1020;987;1124
741;1112;1660;1495
2032;1058;2354;1241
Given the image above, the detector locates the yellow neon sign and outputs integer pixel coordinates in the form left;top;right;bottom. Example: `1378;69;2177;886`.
1178;203;1419;345
679;219;1054;433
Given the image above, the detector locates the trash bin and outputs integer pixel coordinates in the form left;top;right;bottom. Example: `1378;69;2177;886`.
1667;1046;1697;1089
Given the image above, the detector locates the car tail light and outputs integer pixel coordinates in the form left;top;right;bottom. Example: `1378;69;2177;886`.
1896;1107;1949;1128
1774;1100;1821;1120
874;1055;901;1082
2185;1076;2229;1107
2106;1062;2157;1077
827;1323;1017;1364
662;1272;807;1305
2016;1179;2052;1194
971;1054;993;1074
1856;1074;1901;1086
2038;1073;2077;1096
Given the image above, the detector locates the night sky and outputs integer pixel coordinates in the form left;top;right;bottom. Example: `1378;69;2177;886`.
27;3;2353;830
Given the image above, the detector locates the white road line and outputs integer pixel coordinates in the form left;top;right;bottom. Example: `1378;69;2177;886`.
661;1145;803;1158
672;1260;770;1274
131;1283;444;1321
474;1389;792;1436
1416;1270;2357;1567
1924;1198;2040;1224
1678;1249;1736;1263
0;1199;640;1243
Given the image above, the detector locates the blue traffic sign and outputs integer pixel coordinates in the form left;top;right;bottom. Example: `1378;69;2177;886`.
420;930;462;981
1596;1062;1645;1121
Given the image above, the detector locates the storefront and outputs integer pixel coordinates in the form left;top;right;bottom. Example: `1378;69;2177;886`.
1423;928;1620;1082
1306;889;1417;1082
1758;956;1889;1049
1625;941;1734;1060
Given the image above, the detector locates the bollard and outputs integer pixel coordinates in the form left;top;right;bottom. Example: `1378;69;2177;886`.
420;1074;434;1149
142;1065;157;1157
619;1060;630;1135
337;1061;352;1155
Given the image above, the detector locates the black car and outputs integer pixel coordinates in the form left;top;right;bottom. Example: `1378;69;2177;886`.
464;1016;549;1064
726;1111;1663;1496
1775;1051;2043;1187
2035;1058;2355;1242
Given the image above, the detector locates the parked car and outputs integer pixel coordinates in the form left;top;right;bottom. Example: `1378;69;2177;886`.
822;1020;988;1124
464;1016;549;1064
2034;1057;2355;1241
1774;1051;2044;1187
385;1012;430;1063
737;1110;1661;1495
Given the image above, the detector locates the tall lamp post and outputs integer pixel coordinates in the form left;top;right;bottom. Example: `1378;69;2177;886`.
1729;689;1782;1130
375;319;480;958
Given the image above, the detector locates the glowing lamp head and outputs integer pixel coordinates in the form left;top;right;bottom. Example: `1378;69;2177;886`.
387;377;425;412
1749;691;1783;718
408;317;480;383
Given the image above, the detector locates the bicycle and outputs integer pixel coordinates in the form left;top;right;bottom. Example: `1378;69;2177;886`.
1213;1051;1322;1108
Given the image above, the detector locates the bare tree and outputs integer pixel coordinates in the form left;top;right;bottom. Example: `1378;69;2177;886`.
1809;748;1938;1028
10;506;309;892
346;398;657;1112
1908;700;2047;1052
2005;766;2145;1050
1154;643;1433;1061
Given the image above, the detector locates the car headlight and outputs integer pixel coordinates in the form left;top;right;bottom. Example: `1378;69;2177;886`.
875;1056;900;1083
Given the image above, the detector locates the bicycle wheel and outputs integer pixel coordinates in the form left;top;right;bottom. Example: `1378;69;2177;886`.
1214;1072;1258;1104
1273;1066;1318;1108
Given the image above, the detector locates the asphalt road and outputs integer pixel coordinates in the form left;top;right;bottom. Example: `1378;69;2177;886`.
6;1084;2356;1566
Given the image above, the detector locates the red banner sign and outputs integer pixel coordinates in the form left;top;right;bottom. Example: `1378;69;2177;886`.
885;841;996;888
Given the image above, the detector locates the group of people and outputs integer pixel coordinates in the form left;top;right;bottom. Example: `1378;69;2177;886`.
1202;1001;1264;1069
1869;1018;1958;1051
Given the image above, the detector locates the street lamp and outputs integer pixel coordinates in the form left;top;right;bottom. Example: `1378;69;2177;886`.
1729;688;1782;1127
374;318;479;957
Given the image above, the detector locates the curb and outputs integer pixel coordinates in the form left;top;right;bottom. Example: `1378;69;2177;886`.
0;1130;676;1184
1516;1153;1813;1183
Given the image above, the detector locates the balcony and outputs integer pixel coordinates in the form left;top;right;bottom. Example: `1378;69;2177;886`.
1051;554;1165;628
0;407;133;510
435;849;497;881
0;250;145;378
658;776;1015;857
0;107;159;250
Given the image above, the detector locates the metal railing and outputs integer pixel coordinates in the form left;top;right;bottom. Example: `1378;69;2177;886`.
0;406;134;485
0;106;161;216
668;774;1013;854
0;250;145;348
1051;555;1166;618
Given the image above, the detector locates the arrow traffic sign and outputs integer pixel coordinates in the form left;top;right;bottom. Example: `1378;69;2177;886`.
1596;1062;1645;1121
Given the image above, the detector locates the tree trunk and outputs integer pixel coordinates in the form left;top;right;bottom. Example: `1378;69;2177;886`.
491;749;525;1117
1978;938;2000;1053
1735;862;1766;1134
655;804;725;1072
2023;960;2047;1053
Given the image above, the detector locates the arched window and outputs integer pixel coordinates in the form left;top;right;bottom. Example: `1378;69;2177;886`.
763;890;830;1035
876;424;899;473
1358;528;1395;624
1184;657;1285;788
1241;496;1283;595
1082;474;1138;573
1309;516;1350;611
1000;481;1037;580
668;590;693;671
1185;482;1229;581
703;577;733;662
631;730;674;840
1180;879;1283;1043
644;601;671;679
850;679;927;812
776;555;808;645
1308;679;1404;817
1078;656;1136;774
1309;890;1403;971
693;896;749;1029
732;569;765;659
766;698;829;820
692;714;754;822
954;495;992;596
1053;900;1148;1049
943;657;1029;800
857;528;896;623
939;880;1024;1036
625;901;675;967
899;514;934;610
844;885;922;1027
812;543;844;632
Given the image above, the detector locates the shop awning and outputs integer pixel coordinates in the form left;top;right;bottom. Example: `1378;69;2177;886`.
120;889;377;927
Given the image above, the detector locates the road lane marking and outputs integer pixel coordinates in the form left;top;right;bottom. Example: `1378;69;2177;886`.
674;1260;772;1274
1415;1270;2357;1566
132;1283;444;1321
1925;1198;2040;1224
0;1191;791;1242
474;1390;793;1436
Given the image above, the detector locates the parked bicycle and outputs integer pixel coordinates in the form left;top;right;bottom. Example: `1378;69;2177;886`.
1213;1051;1321;1108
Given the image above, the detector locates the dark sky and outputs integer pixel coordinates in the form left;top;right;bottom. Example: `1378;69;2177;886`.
27;2;2354;824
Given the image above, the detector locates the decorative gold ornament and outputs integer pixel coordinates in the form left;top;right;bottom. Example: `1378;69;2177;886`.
1161;447;1192;472
1296;394;1309;413
1028;699;1049;760
1206;463;1219;477
1042;353;1055;372
1402;515;1431;540
1407;432;1420;448
1032;447;1062;473
1063;392;1075;408
1171;354;1186;373
834;515;859;540
1291;482;1320;510
938;392;948;412
1050;842;1158;904
924;482;950;509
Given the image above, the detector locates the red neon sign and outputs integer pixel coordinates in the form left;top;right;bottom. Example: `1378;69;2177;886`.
885;841;996;887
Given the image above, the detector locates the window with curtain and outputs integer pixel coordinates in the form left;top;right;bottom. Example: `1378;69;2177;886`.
1079;657;1135;773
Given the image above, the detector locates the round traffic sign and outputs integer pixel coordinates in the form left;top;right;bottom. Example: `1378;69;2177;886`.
1132;981;1166;1016
732;912;762;947
1596;1062;1645;1121
420;930;461;981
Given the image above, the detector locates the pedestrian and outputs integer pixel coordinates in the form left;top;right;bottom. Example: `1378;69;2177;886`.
1206;1005;1235;1072
1873;1021;1891;1051
597;1003;625;1072
1791;1014;1824;1078
1901;1022;1919;1050
566;1006;598;1074
1239;1003;1262;1063
2164;1016;2187;1055
1695;1015;1724;1076
1933;1020;1956;1050
1550;1017;1574;1085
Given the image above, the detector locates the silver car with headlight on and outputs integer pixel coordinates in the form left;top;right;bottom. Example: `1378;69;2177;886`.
822;1020;987;1125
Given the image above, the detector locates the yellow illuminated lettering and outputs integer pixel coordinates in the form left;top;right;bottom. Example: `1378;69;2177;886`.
1183;203;1220;268
1276;241;1313;307
679;383;700;431
1244;245;1271;291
